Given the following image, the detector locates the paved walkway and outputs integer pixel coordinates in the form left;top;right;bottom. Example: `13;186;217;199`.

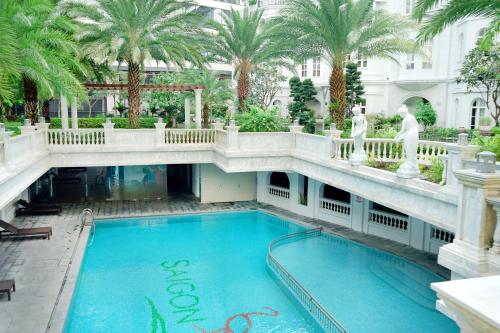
0;199;448;333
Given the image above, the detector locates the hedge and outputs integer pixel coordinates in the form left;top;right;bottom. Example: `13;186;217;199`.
49;117;165;129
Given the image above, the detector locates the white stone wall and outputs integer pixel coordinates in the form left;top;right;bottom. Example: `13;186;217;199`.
199;164;256;203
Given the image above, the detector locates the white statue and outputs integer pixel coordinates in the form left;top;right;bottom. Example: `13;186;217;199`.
395;104;420;178
349;105;367;165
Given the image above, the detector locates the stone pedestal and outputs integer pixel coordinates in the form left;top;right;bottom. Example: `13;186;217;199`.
36;122;50;146
102;122;115;146
349;152;367;166
226;124;240;151
438;170;500;278
443;142;479;189
154;120;167;146
326;127;343;159
20;124;37;135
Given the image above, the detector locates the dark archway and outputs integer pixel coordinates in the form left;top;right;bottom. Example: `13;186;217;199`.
269;172;290;189
322;185;350;203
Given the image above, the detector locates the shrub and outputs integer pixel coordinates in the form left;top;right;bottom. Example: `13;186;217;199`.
49;117;162;129
422;158;444;184
415;100;436;129
419;127;459;141
472;129;500;161
236;106;289;132
479;116;493;126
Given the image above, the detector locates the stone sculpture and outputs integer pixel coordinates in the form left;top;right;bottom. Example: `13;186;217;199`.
395;104;420;178
349;105;367;165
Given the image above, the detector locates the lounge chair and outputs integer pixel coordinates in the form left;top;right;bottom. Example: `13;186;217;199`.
0;280;15;301
16;199;62;216
0;219;52;240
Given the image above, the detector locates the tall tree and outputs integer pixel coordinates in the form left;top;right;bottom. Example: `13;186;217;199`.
414;0;500;49
249;65;286;108
457;43;500;126
212;8;289;111
288;77;316;133
345;62;365;115
4;0;86;124
66;0;207;128
180;70;232;128
274;0;415;128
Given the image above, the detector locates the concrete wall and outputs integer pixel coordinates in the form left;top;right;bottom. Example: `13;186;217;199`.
200;164;256;203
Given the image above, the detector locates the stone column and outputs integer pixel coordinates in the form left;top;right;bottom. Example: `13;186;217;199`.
438;169;500;278
226;120;239;151
289;121;304;150
184;96;191;128
60;96;69;130
102;119;115;146
71;100;78;129
443;133;479;190
154;118;167;145
486;197;500;272
194;89;202;129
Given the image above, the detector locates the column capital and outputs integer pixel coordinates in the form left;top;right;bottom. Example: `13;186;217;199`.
454;170;500;189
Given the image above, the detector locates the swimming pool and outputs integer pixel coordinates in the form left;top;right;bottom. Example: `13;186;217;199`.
64;210;458;333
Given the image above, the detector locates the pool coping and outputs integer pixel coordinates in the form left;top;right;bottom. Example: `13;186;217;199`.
48;206;449;332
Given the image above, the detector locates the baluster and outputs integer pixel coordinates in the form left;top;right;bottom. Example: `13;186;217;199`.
382;142;387;161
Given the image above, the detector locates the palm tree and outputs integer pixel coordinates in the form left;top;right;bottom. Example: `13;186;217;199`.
0;6;18;104
414;0;499;49
66;0;207;128
275;0;416;128
212;8;288;111
180;70;232;128
4;0;86;124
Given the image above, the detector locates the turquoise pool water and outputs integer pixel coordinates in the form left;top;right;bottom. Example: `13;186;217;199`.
64;210;458;333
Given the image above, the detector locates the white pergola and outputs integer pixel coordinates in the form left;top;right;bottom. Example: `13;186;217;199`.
60;83;205;129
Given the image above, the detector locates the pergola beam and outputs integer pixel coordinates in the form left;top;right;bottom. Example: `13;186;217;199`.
84;83;206;92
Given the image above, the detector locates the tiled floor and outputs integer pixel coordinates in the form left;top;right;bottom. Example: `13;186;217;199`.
0;198;448;333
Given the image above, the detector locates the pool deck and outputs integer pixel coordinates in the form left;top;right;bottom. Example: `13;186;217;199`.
0;199;448;333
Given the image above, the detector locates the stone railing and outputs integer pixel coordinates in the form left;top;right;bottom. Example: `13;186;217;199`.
430;226;455;244
332;138;447;165
165;129;215;144
268;185;290;199
319;198;351;216
368;209;409;232
48;129;105;145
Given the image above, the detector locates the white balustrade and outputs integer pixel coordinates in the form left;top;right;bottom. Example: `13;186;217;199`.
430;226;455;244
48;129;105;145
165;129;215;144
319;198;351;216
332;138;447;165
369;209;409;232
268;185;290;199
215;129;228;148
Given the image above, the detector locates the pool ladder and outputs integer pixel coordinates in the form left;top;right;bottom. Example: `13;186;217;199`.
80;208;96;245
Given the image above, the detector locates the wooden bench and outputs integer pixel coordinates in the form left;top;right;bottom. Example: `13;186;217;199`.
0;279;15;301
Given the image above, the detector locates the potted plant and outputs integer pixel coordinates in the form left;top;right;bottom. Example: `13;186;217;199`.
479;116;492;131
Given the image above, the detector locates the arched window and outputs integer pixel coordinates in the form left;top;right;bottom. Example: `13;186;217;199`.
470;98;486;129
269;172;290;189
322;185;350;203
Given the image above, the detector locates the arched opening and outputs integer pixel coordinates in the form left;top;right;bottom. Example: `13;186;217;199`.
402;96;431;115
269;172;290;189
322;185;350;203
470;98;486;129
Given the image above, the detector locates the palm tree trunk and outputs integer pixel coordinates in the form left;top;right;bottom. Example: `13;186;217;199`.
43;100;50;122
127;62;141;128
329;65;346;129
237;68;250;112
202;103;209;128
23;77;38;125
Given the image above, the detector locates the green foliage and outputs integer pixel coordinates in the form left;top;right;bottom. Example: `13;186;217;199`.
415;100;437;128
49;117;160;129
249;65;286;108
422;158;444;184
479;116;493;126
471;129;500;161
145;72;183;123
288;77;316;133
457;43;499;125
236;106;289;132
345;62;365;113
366;159;401;172
419;127;460;141
414;0;498;49
4;121;22;136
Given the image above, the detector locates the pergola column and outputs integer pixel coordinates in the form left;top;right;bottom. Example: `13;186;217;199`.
194;89;202;129
71;100;78;129
184;96;191;128
60;96;69;130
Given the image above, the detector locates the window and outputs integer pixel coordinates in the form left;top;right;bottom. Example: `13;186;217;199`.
405;0;414;15
312;57;321;77
301;60;308;77
422;42;433;69
360;100;367;114
357;55;368;68
406;54;415;70
470;98;486;129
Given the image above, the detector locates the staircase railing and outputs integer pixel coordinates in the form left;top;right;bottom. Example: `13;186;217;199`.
267;227;348;333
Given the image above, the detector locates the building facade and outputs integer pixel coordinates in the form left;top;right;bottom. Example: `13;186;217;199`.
258;0;493;129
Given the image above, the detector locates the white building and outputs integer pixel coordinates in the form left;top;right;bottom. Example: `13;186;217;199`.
258;0;493;129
